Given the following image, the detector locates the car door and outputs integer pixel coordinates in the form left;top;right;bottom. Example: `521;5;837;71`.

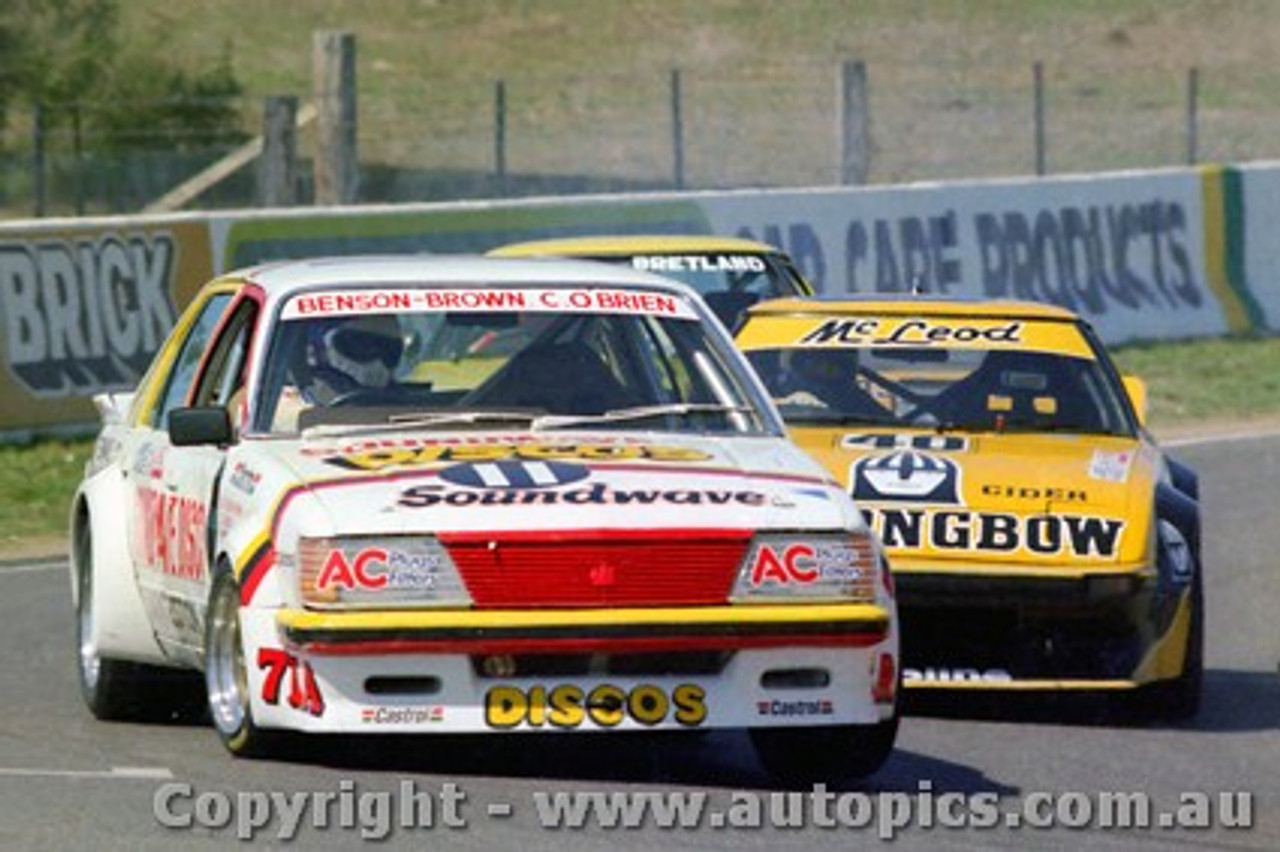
151;296;260;661
124;287;236;659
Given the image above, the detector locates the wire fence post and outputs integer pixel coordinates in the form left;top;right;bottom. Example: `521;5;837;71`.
838;60;869;184
1033;61;1046;176
31;102;46;217
670;68;684;190
72;105;85;216
1186;67;1199;165
494;79;507;197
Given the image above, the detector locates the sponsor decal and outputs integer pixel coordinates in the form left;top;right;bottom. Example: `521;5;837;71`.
0;233;178;396
320;441;711;472
842;433;969;452
282;288;696;320
438;460;590;490
1089;449;1134;482
399;480;767;509
852;450;961;503
361;705;445;725
131;443;166;479
862;506;1125;557
903;667;1013;684
631;254;767;274
315;546;446;592
799;317;1023;348
132;485;207;579
755;698;834;717
257;648;325;717
749;542;865;586
228;462;262;495
484;683;707;729
981;484;1089;503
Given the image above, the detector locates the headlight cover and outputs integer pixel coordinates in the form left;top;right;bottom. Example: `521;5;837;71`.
298;536;472;609
729;532;881;603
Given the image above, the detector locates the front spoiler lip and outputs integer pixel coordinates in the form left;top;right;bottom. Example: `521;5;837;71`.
893;563;1153;605
277;603;892;656
903;678;1139;692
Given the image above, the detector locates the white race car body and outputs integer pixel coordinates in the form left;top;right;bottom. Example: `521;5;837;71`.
71;256;897;777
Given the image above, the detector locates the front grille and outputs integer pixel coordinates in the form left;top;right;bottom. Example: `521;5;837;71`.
440;529;751;608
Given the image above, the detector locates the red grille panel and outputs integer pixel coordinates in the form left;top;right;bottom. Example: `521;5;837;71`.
439;529;752;608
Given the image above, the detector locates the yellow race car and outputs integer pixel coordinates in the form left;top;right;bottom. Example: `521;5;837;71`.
736;296;1202;720
488;235;813;330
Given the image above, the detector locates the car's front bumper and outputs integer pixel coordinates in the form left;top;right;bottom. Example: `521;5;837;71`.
892;563;1192;690
238;604;898;733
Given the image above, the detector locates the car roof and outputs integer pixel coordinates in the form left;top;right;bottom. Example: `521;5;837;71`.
746;294;1081;323
487;234;787;257
220;254;700;300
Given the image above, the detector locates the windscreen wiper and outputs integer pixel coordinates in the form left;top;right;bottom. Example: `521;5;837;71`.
532;402;752;430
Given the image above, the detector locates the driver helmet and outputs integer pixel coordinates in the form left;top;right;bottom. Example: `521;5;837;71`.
307;313;403;395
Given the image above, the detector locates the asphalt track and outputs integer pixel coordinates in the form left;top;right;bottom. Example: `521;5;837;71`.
1;430;1278;850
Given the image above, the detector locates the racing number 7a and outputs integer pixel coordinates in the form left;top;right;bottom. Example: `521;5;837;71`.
257;647;325;717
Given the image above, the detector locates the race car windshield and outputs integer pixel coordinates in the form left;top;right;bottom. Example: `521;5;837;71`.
746;345;1136;437
253;291;772;437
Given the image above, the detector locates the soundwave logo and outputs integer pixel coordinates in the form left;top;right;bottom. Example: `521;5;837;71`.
852;450;960;504
438;460;591;490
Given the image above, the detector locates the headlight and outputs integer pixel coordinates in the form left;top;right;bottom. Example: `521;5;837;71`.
729;532;880;603
298;536;472;609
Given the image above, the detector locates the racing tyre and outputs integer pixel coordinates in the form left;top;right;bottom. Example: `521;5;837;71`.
205;570;277;757
750;716;899;783
75;527;143;721
1139;572;1204;722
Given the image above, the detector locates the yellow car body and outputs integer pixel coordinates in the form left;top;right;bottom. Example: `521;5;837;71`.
488;235;813;330
736;297;1203;719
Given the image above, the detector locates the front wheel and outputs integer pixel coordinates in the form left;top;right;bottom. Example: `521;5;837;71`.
750;716;899;783
1126;572;1204;723
204;570;277;756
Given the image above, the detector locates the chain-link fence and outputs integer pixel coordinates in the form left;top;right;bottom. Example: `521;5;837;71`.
5;56;1280;218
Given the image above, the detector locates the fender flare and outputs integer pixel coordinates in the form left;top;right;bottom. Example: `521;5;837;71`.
71;468;166;663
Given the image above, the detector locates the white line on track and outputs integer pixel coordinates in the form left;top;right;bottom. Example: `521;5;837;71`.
0;561;63;575
0;766;173;780
1161;424;1280;448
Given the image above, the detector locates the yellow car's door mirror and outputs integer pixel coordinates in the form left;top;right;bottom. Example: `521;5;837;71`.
1122;375;1148;428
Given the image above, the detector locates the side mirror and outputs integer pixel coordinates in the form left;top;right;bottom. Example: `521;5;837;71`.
168;406;233;447
1121;375;1148;428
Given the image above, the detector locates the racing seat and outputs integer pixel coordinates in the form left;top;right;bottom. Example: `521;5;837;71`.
465;341;633;414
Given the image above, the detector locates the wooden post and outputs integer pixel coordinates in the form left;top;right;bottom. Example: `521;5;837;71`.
838;60;869;185
313;30;358;204
259;95;299;206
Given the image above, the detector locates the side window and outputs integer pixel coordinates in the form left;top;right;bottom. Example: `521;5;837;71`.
152;293;233;427
193;302;258;409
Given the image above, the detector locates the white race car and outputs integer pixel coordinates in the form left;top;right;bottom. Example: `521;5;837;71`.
70;255;898;780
